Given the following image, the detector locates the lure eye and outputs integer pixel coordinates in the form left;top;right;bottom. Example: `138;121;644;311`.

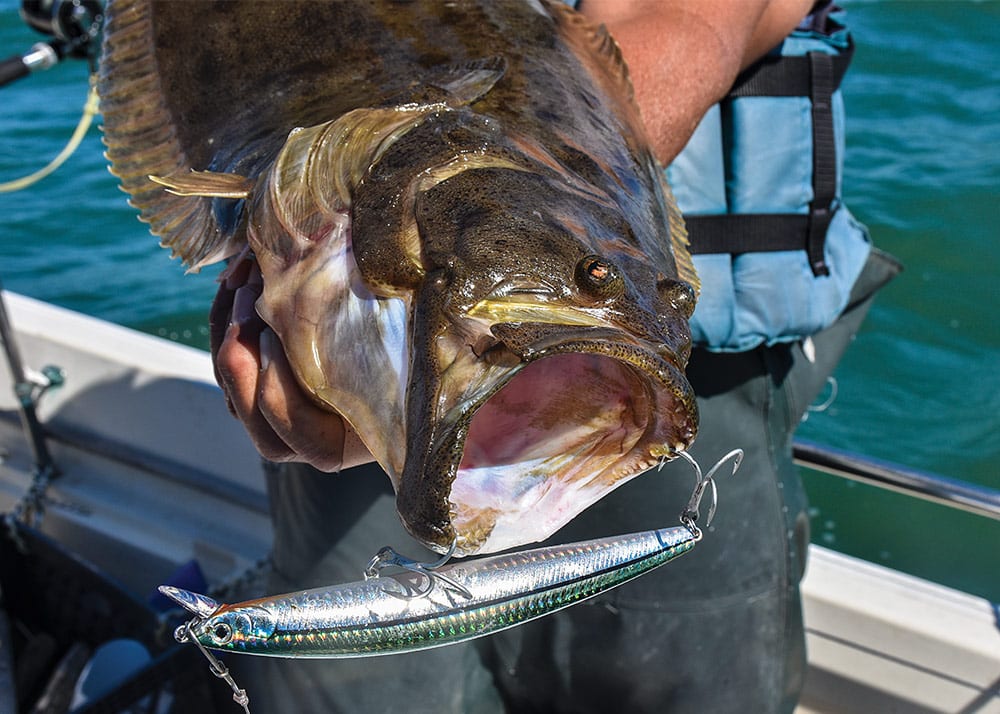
575;255;624;300
209;620;234;645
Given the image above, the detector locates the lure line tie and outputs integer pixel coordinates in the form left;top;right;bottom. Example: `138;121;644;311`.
175;619;251;713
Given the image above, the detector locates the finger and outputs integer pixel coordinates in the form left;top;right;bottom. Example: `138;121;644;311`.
209;277;238;360
215;322;297;462
213;273;265;394
231;262;263;325
210;255;256;381
257;329;352;473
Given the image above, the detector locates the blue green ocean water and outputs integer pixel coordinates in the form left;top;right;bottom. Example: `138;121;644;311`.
0;2;997;600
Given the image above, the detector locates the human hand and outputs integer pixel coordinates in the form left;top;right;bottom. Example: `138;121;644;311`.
209;254;374;472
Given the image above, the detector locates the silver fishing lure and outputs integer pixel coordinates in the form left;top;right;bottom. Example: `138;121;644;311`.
162;449;741;710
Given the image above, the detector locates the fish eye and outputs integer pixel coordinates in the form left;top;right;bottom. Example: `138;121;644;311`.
209;620;234;645
658;278;696;319
575;255;624;300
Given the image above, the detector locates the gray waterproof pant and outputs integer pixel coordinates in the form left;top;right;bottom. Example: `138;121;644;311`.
223;250;898;713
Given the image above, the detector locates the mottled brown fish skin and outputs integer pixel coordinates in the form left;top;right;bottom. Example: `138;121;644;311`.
99;0;700;554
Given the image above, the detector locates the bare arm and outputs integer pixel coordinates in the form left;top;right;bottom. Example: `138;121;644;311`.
580;0;816;163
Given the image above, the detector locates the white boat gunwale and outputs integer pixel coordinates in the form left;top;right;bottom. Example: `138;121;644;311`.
1;291;998;713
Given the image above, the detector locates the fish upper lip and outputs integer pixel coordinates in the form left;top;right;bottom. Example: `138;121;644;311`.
467;287;689;373
654;340;687;373
492;321;688;376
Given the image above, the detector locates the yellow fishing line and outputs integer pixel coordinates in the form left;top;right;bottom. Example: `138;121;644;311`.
0;74;99;193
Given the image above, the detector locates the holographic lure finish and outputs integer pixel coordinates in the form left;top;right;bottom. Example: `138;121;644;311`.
161;524;698;658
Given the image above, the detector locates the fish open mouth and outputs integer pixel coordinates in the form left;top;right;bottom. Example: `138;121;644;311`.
441;333;697;554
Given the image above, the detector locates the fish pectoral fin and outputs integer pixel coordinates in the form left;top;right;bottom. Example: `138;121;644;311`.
429;56;508;107
149;170;254;199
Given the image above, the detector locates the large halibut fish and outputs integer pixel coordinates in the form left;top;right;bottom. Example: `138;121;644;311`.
98;0;700;555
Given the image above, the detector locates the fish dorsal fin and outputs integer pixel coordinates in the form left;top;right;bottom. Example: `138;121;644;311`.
549;2;637;108
99;0;238;271
149;170;253;199
430;56;508;107
659;175;700;295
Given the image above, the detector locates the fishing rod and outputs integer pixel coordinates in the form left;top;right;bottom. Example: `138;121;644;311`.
0;0;101;525
0;0;103;88
0;0;103;193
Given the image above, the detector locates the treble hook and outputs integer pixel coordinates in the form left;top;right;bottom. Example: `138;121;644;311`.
364;539;473;601
676;449;743;538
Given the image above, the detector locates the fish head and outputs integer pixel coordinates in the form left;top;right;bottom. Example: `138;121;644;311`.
191;605;277;653
391;163;698;554
158;585;276;653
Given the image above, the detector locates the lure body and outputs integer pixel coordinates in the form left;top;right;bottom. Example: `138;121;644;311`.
163;525;698;658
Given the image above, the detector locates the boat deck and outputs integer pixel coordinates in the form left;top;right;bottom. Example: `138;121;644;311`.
2;292;998;713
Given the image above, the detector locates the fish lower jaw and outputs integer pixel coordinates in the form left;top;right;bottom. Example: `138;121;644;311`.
446;440;693;556
398;514;456;555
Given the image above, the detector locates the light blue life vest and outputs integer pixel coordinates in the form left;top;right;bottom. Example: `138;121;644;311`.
669;5;871;352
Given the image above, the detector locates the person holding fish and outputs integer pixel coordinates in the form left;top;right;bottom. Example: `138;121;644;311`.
100;0;895;711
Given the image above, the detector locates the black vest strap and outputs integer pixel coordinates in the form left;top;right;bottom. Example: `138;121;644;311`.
684;213;812;255
729;38;854;98
685;38;854;277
